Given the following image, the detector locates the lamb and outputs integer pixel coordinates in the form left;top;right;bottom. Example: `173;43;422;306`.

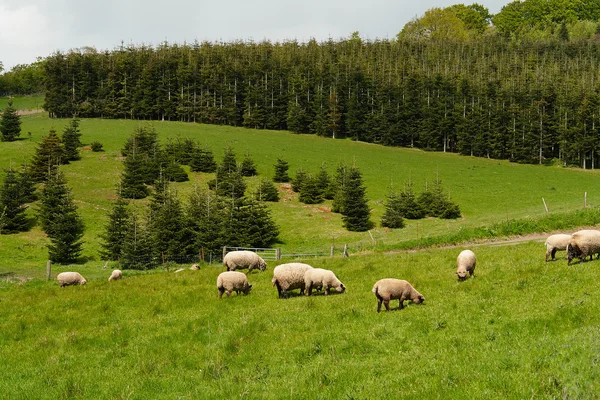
372;279;424;312
456;249;476;281
304;268;346;296
545;234;571;262
567;229;600;265
57;272;87;287
271;262;314;298
223;250;267;273
216;271;252;298
108;269;122;281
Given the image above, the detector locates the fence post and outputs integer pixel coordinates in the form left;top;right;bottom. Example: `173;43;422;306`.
46;260;51;281
222;246;227;260
330;245;334;257
161;252;165;265
542;197;549;214
276;248;281;260
201;248;205;263
343;244;348;258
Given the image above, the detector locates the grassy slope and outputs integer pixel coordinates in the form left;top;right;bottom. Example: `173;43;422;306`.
0;94;44;111
2;114;600;278
1;242;599;398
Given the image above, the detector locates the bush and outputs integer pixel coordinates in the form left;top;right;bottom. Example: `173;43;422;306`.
90;141;104;152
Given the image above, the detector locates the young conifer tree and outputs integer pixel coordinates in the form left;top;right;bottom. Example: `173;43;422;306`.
0;168;30;233
273;158;290;182
381;189;405;229
240;152;258;176
341;166;373;231
29;129;66;182
120;150;150;199
61;118;82;161
292;168;308;193
189;146;217;172
99;197;131;261
187;188;224;255
255;178;279;202
120;212;157;270
0;99;21;142
299;174;323;204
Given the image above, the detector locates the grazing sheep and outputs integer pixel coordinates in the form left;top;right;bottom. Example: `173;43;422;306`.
223;250;267;273
545;234;571;262
189;264;200;270
216;271;252;298
372;279;424;312
304;268;346;296
567;229;600;265
108;269;122;281
57;272;87;288
456;250;476;281
271;263;314;298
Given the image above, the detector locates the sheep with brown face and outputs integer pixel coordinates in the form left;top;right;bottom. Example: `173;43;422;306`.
216;271;252;298
456;250;476;281
372;279;424;312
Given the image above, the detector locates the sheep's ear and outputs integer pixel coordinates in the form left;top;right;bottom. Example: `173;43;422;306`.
249;284;253;288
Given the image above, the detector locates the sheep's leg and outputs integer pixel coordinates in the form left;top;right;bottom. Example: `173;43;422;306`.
226;289;232;297
551;248;558;261
306;284;312;296
377;298;382;313
398;299;404;310
323;285;329;296
218;288;224;299
384;300;391;311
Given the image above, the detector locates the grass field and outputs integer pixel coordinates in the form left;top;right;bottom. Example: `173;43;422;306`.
0;94;44;112
2;112;600;278
2;241;599;398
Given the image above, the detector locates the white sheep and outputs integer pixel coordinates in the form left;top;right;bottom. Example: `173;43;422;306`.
372;279;424;312
216;271;252;298
456;250;476;281
108;269;122;281
223;250;267;273
304;268;346;296
545;234;571;262
271;262;314;298
567;229;600;265
57;272;87;288
189;264;200;270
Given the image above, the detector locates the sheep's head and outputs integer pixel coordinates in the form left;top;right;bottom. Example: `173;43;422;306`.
336;283;346;293
258;258;267;271
567;243;580;265
245;284;253;294
456;268;468;280
80;279;87;285
413;294;425;304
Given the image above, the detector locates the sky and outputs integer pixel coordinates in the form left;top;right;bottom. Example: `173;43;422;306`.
0;0;508;72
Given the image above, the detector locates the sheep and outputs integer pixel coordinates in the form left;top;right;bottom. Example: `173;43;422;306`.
456;249;476;281
567;229;600;265
545;234;571;262
372;279;424;312
304;268;346;296
271;262;314;298
189;264;200;271
57;272;87;288
108;269;122;281
223;250;267;273
216;271;252;298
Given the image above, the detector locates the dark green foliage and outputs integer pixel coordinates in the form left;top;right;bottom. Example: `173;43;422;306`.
299;174;323;204
380;190;405;229
120;212;157;270
148;176;192;257
292;168;307;192
399;180;426;219
90;141;104;152
99;198;131;261
120;152;150;199
418;177;461;219
189;146;217;173
163;159;189;182
29;129;66;182
255;178;279;202
331;164;348;214
16;166;37;203
39;171;84;263
61;119;82;161
0;168;31;233
165;138;196;165
316;165;333;199
187;189;223;255
0;99;21;142
212;147;246;199
273;158;290;183
121;126;159;157
340;166;373;232
240;152;258;176
221;197;280;248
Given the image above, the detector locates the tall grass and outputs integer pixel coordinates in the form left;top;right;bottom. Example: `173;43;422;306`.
1;242;599;398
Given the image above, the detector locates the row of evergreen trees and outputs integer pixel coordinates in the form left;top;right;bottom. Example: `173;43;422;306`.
39;36;600;167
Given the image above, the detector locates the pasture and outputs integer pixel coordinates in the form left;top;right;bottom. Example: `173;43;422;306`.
1;242;599;398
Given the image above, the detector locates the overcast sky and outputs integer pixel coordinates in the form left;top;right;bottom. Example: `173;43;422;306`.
0;0;508;71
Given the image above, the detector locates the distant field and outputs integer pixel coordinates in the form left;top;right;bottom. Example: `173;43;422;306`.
0;94;44;111
1;113;600;277
1;242;599;398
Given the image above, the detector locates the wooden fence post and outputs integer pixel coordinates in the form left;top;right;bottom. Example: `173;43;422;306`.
276;248;281;260
542;197;549;214
343;244;348;258
330;245;334;257
46;260;51;281
201;248;205;263
222;246;227;260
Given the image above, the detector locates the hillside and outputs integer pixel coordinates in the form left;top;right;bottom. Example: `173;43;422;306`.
1;113;600;278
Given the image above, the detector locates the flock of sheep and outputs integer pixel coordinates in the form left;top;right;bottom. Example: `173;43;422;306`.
55;230;597;312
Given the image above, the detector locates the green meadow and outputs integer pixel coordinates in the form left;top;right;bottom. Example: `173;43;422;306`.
2;242;599;398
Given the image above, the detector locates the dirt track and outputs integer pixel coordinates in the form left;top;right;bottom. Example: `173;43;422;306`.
16;109;44;116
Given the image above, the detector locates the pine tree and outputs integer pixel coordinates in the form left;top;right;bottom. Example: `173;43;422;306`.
221;197;279;247
17;167;37;203
418;176;461;219
299;174;323;204
189;146;217;172
120;151;150;199
240;152;258;176
29;129;66;182
210;147;246;199
0;99;21;142
315;165;333;199
187;188;223;255
331;164;348;213
40;171;84;263
380;189;405;229
61;118;82;161
0;168;31;233
99;198;131;261
399;179;425;219
340;166;373;231
163;158;189;182
292;168;308;192
255;178;280;202
120;212;157;270
273;158;290;182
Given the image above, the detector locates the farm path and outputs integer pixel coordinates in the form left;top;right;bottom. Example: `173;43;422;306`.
16;109;44;115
